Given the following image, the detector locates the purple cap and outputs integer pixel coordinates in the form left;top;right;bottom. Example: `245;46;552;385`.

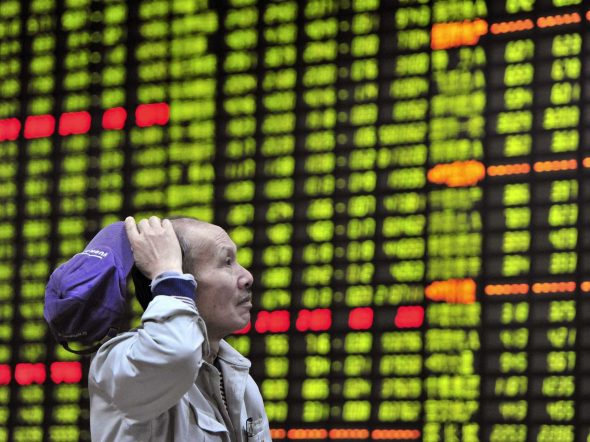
44;221;137;353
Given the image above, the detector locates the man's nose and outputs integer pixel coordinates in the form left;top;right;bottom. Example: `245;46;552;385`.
239;265;254;290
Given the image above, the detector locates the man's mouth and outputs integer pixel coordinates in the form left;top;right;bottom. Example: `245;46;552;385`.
238;295;252;305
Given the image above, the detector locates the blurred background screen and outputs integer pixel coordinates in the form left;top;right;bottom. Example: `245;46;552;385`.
0;0;589;441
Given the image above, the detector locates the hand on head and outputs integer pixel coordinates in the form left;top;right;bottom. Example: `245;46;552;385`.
124;216;183;280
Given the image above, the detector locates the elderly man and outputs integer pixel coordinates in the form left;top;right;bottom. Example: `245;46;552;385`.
88;216;270;441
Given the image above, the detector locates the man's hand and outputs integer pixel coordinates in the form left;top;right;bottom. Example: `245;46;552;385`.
125;216;183;280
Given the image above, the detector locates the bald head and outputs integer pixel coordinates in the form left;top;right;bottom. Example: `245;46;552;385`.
169;217;224;278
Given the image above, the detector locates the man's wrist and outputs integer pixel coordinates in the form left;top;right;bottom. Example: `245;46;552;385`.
152;271;185;282
151;272;197;300
149;268;183;280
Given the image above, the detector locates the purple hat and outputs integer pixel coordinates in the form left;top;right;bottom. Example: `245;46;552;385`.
44;221;148;354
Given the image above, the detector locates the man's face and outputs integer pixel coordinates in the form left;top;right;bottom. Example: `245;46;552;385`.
189;224;253;340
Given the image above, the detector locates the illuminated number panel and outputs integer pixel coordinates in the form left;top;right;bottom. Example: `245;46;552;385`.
0;0;19;438
3;1;590;441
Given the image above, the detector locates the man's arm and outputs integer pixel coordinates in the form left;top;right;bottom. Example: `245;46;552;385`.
89;216;206;422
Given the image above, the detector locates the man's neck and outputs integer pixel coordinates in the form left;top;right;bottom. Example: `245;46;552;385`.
205;338;220;364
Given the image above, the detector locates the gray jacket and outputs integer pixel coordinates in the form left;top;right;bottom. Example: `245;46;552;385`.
89;295;271;441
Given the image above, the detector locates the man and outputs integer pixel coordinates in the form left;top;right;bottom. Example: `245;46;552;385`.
88;216;271;441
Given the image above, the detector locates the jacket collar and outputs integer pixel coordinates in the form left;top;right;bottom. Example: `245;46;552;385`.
216;339;251;368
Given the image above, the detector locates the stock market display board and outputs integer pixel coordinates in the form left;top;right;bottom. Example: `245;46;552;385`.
1;0;590;441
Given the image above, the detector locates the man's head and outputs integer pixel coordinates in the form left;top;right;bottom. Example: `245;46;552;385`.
170;217;253;340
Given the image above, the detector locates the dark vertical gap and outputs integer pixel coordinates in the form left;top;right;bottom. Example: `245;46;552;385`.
286;1;307;433
331;2;348;433
477;5;496;440
369;1;387;436
85;0;105;226
250;0;275;430
121;1;140;219
526;13;540;441
478;7;493;441
573;4;585;441
212;1;229;227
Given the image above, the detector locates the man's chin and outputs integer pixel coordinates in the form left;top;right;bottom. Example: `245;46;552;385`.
230;312;251;333
230;314;250;335
239;311;251;324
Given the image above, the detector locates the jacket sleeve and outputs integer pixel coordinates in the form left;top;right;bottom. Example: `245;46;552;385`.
89;295;208;422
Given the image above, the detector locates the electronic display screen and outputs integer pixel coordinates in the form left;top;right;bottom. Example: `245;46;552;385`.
1;0;590;441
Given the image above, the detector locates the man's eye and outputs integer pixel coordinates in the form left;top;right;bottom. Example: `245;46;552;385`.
226;257;232;265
